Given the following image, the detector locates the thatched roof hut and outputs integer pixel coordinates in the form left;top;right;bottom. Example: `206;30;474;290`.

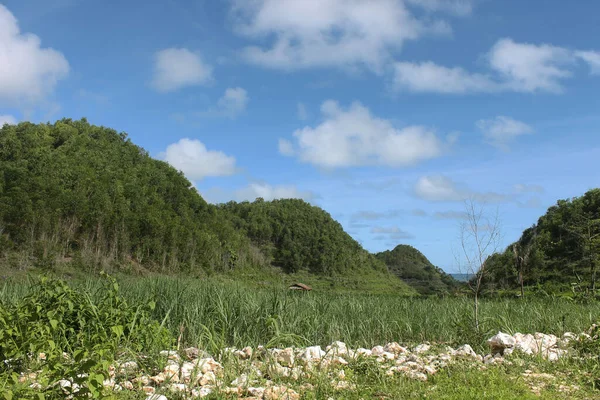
288;283;312;291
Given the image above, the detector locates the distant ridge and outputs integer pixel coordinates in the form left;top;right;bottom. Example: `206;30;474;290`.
450;273;474;282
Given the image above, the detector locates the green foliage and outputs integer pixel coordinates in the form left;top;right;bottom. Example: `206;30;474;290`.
0;273;172;398
0;118;247;274
485;188;600;292
375;244;460;295
0;119;413;293
218;198;399;278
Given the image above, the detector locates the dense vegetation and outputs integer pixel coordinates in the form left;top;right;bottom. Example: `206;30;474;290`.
485;188;600;293
3;275;600;398
375;244;459;295
0;119;414;293
0;118;252;275
219;199;389;276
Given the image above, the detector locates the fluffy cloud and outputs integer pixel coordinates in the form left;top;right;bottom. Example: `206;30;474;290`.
576;51;600;75
433;210;468;220
297;102;308;120
151;48;212;92
371;226;415;240
215;87;249;118
488;38;574;93
393;61;497;93
351;210;402;221
414;175;465;202
231;0;451;72
0;5;69;106
414;175;510;203
476;116;534;150
514;184;545;194
163;138;237;181
393;38;597;94
280;100;445;168
405;0;474;16
278;138;295;156
0;115;17;126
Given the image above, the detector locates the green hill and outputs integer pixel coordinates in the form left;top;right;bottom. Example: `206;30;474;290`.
375;244;459;295
485;188;600;292
0;119;415;294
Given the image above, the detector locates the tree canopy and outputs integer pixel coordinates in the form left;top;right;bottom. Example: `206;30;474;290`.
0;119;414;294
375;244;459;295
484;188;600;292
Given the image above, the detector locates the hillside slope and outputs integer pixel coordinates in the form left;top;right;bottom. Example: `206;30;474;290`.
375;244;459;295
0;119;415;294
485;188;600;291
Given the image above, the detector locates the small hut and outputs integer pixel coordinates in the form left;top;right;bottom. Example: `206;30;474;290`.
288;283;312;291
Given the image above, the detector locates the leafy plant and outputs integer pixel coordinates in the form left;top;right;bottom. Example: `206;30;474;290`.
0;273;173;398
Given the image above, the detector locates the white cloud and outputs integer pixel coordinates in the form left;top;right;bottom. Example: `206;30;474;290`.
282;100;444;168
414;175;510;203
371;226;414;240
405;0;474;16
576;50;600;75
351;210;402;221
393;38;597;94
231;0;449;72
414;175;465;202
0;115;17;126
393;61;497;93
278;138;295;156
514;184;545;194
0;5;69;106
476;116;534;150
433;210;468;220
297;102;308;120
151;48;212;92
216;87;248;117
163;138;237;181
488;38;574;93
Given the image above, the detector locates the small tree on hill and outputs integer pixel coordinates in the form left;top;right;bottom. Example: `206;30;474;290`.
456;199;502;331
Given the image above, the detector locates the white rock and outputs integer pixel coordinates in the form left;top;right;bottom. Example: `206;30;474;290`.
355;348;372;357
231;374;249;387
414;344;431;354
384;342;408;354
276;347;295;366
146;395;168;400
371;346;385;356
326;341;349;355
488;332;516;354
300;346;325;361
455;344;477;358
248;387;266;397
192;387;213;398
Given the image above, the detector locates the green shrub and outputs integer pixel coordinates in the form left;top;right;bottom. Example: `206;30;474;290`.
0;273;173;398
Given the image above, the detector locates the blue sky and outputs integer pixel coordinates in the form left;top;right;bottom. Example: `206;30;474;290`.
1;0;599;272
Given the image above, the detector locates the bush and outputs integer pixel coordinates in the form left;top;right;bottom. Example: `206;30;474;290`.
0;273;173;398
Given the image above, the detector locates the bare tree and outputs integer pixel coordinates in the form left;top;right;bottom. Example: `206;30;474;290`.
456;198;502;331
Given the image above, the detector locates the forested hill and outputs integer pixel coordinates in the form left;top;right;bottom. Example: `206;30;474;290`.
0;119;414;294
485;188;600;291
0;118;250;273
375;245;459;295
218;199;388;276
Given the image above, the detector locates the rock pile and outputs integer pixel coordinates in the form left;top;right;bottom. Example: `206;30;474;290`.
11;329;590;399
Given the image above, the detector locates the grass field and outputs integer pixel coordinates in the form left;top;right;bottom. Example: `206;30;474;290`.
2;273;600;398
1;274;598;353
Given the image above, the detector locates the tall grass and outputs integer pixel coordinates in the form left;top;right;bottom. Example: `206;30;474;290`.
1;275;598;353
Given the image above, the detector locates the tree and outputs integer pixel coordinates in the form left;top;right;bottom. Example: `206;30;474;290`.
456;199;502;330
563;213;600;292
